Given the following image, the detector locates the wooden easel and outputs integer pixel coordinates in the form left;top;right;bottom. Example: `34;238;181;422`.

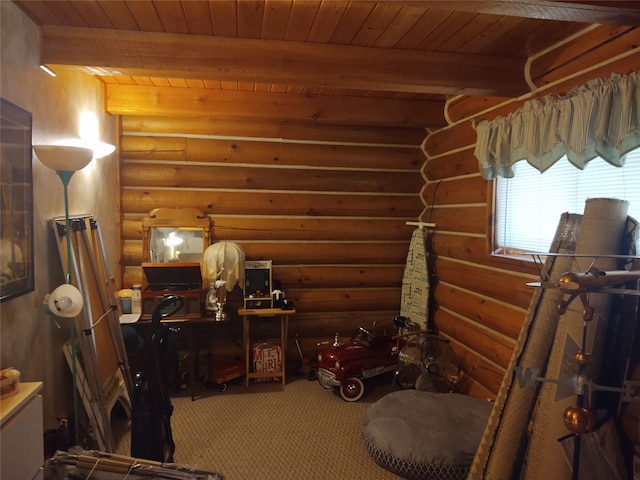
51;214;132;451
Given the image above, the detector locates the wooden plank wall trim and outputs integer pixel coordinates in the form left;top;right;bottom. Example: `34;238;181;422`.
423;148;479;181
422;27;639;397
120;116;426;146
107;83;446;128
445;27;640;126
449;338;505;397
529;27;640;87
435;307;515;370
121;134;423;168
115;114;124;288
433;282;527;341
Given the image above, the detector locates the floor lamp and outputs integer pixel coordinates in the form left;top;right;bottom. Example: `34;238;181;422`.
34;145;94;446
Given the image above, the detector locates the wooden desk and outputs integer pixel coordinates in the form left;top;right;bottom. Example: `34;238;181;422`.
239;308;295;386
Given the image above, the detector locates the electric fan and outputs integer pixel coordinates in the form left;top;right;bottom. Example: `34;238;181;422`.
394;333;428;390
394;335;461;393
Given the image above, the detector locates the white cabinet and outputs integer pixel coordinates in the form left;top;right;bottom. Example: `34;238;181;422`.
1;382;44;480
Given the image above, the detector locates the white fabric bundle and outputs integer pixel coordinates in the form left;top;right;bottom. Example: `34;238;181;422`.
201;241;245;292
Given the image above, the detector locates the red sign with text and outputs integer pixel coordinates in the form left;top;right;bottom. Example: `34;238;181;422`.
252;341;282;380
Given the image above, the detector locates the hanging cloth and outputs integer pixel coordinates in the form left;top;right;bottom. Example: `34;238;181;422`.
400;228;429;330
474;71;640;179
201;241;245;292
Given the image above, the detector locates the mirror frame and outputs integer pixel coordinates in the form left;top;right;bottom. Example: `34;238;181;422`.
1;98;34;302
141;207;211;271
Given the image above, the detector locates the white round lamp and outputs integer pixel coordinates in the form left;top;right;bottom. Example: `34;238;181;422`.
33;144;94;286
48;284;83;318
33;145;94;172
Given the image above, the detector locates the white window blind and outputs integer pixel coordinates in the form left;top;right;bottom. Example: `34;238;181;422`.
495;149;640;254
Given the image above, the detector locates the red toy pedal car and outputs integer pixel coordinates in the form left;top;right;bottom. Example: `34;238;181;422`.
317;317;417;401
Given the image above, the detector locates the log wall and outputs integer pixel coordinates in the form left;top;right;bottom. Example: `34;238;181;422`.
423;25;640;398
119;117;427;352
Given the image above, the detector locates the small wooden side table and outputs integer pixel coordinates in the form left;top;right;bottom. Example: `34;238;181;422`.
239;307;296;386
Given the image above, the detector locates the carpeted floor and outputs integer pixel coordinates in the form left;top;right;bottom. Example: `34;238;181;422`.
114;373;403;480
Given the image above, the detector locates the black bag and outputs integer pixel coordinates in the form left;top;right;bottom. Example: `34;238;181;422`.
130;295;184;463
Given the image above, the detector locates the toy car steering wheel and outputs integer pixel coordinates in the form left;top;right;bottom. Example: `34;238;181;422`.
354;326;373;346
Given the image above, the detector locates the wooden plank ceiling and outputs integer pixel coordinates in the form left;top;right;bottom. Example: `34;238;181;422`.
13;0;640;129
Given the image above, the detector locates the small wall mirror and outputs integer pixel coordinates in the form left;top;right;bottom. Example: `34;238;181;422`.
149;227;205;263
142;208;211;264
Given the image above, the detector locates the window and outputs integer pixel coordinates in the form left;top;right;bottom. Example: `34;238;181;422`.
494;149;640;255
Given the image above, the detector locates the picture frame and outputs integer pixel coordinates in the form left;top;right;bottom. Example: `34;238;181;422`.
1;98;34;302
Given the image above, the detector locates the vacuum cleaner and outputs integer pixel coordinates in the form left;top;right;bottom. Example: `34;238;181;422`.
130;294;184;463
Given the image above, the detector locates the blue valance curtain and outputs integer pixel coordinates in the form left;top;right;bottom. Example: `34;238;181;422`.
474;71;640;180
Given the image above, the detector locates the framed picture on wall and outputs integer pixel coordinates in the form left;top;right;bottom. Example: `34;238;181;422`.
0;98;34;302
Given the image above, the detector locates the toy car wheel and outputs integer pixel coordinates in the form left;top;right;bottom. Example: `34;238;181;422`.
340;377;365;402
307;367;318;381
219;383;227;392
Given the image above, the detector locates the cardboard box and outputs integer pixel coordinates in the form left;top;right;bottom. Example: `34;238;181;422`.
252;341;281;382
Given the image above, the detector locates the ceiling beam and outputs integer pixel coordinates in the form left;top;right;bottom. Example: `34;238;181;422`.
405;1;640;26
104;84;447;129
40;25;529;98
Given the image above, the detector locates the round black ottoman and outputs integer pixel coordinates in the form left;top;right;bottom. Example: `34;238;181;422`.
363;390;492;480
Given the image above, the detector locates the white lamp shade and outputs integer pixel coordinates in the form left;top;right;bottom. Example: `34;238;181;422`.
33;145;94;172
48;284;83;318
91;141;116;159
